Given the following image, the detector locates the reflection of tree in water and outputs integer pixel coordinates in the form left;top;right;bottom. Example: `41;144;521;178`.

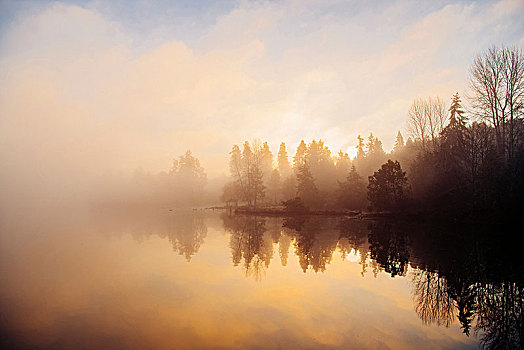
93;208;208;261
220;214;523;348
410;270;523;348
407;221;524;349
368;221;410;277
266;217;292;267
478;282;523;349
223;215;273;280
283;217;339;273
411;269;455;327
337;219;371;276
166;211;207;261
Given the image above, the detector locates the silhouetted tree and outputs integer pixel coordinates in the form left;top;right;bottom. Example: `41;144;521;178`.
367;160;410;211
368;221;410;277
407;97;446;152
470;46;524;162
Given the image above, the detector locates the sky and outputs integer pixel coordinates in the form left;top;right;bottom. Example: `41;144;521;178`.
1;0;523;188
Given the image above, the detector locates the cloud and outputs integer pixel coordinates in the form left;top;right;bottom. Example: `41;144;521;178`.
0;0;523;204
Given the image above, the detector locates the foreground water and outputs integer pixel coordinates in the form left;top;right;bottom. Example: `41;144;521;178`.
1;208;522;349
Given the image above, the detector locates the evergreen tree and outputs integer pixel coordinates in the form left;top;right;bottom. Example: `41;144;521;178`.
296;162;321;208
260;141;274;180
174;150;206;185
394;131;405;152
171;150;207;205
335;151;351;181
242;142;254;206
229;145;246;201
439;93;469;194
372;137;385;156
337;165;367;209
277;142;292;177
448;93;467;127
366;133;375;155
356;135;366;159
293;140;307;169
250;161;265;208
281;175;297;201
268;168;281;204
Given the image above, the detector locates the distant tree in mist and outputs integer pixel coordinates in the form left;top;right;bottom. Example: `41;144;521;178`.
124;149;208;207
267;169;281;204
296;162;321;209
170;150;207;206
353;133;388;178
304;139;337;193
278;142;292;177
223;141;266;208
293;140;307;169
260;141;274;183
171;150;207;186
220;181;242;206
335;151;351;181
394;131;405;152
278;142;295;201
356;135;366;160
337;165;367;210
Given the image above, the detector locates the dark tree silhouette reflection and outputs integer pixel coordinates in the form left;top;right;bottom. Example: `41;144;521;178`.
411;269;455;327
368;221;410;277
219;214;523;348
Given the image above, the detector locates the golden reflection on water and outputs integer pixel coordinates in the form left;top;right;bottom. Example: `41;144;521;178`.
0;209;477;349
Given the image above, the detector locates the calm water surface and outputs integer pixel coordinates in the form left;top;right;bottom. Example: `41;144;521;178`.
1;208;521;349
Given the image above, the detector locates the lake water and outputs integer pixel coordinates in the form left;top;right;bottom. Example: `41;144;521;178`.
1;208;521;349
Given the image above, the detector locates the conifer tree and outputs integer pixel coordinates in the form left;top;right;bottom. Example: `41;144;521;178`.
294;140;307;169
356;135;366;159
448;93;467;127
337;165;367;209
277;142;291;177
394;131;405;152
268;169;281;204
260;141;274;180
296;162;320;208
367;133;375;155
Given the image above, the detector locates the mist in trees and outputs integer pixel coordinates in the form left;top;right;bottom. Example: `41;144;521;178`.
96;45;523;221
99;150;210;208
